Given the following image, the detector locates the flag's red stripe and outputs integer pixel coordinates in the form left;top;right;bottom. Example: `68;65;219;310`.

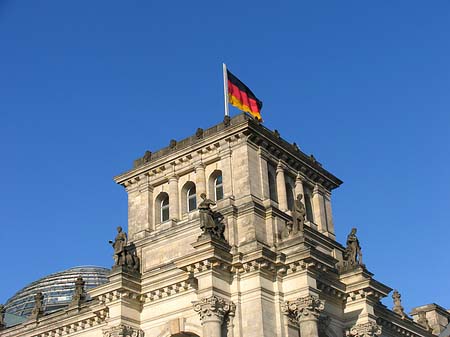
228;81;260;113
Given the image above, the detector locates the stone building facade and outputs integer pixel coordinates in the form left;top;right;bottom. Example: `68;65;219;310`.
1;113;448;337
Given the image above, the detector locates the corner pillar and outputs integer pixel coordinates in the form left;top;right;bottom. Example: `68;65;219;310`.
276;161;288;211
282;295;325;337
168;175;179;221
193;295;235;337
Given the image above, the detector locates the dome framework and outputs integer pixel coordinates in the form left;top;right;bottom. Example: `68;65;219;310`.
4;266;109;318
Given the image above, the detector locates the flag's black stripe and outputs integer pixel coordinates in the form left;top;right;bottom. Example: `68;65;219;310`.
227;70;263;110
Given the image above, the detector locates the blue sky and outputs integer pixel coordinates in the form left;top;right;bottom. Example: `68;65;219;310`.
1;1;449;313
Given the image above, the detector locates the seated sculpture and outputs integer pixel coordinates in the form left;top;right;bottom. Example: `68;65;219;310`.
198;193;225;240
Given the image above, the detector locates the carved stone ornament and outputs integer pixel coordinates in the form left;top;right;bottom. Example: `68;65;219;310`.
196;128;204;139
103;324;144;337
281;295;325;323
346;321;382;337
417;311;432;331
193;295;235;324
392;290;406;319
223;115;231;127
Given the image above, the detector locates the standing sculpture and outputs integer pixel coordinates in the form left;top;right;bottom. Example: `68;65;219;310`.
282;194;306;239
198;193;225;240
30;292;44;320
109;227;140;272
109;226;128;266
0;304;5;330
342;228;364;271
69;276;86;308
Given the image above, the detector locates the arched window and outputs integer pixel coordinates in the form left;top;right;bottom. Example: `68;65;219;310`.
181;181;197;214
208;170;223;201
187;185;197;212
161;195;170;222
268;171;277;202
286;183;294;210
214;174;224;201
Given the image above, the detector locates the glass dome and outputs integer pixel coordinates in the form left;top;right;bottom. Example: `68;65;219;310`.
4;266;109;318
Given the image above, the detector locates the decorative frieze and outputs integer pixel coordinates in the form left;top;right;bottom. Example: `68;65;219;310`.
192;295;235;324
282;295;325;322
103;324;144;337
346;321;382;337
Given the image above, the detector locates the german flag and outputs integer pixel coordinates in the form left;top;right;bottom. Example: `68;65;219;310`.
227;70;263;121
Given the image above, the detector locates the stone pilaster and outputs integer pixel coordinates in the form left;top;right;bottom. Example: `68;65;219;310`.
312;184;328;233
103;324;144;337
220;143;233;198
346;321;382;337
282;295;325;337
294;172;305;200
276;161;288;211
258;146;270;201
168;175;179;221
195;162;206;197
193;295;235;337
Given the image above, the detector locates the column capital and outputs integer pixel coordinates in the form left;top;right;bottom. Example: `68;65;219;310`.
282;295;324;323
276;160;287;172
296;172;306;182
346;322;382;337
103;324;144;337
194;161;206;170
193;295;235;324
167;174;179;183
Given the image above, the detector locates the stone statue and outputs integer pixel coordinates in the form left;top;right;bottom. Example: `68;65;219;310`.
417;311;432;331
281;221;294;239
143;150;152;163
109;226;128;266
198;193;225;240
292;194;306;233
109;227;140;272
344;228;363;268
223;115;231;127
282;194;306;239
196;128;204;139
392;290;406;319
70;276;86;307
124;242;140;271
30;292;44;320
0;304;5;330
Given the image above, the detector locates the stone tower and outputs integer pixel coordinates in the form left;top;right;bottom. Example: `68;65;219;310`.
2;113;445;337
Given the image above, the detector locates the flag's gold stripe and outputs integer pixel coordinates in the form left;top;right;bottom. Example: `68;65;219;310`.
229;95;262;121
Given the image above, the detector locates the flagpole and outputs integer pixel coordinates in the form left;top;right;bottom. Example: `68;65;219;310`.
223;63;229;117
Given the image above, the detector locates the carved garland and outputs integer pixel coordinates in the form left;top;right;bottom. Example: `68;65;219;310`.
103;324;144;337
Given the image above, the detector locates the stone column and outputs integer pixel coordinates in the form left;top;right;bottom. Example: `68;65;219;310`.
346;321;382;337
276;161;288;211
294;172;305;199
193;295;235;337
282;295;325;337
220;143;233;198
312;184;328;233
168;175;179;221
195;162;207;197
